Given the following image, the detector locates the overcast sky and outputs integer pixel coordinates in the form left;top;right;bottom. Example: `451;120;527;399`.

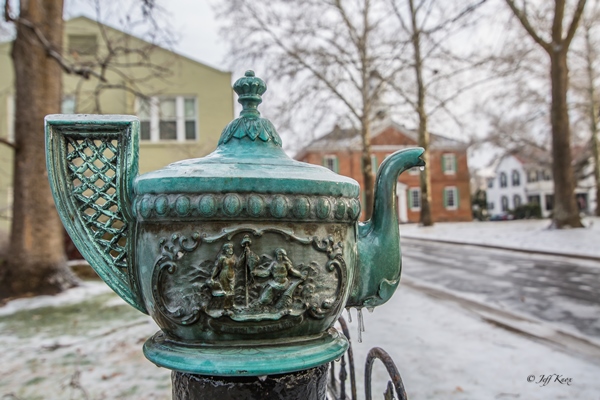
63;0;502;167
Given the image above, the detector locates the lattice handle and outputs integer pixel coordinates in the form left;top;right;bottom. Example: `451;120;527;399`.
46;115;146;313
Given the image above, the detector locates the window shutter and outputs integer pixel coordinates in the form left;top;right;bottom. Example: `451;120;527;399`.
441;155;446;173
334;157;339;173
456;188;460;208
443;188;448;208
408;190;413;209
453;155;457;173
371;155;378;175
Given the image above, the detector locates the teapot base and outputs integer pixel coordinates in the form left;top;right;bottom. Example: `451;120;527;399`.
142;328;348;376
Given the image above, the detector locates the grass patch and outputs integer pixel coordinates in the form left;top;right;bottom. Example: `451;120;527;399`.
0;292;143;339
24;376;46;386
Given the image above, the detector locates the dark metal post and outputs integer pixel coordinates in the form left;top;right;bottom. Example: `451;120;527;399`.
172;364;329;400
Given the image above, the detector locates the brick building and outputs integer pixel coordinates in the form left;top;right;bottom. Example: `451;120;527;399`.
295;122;472;222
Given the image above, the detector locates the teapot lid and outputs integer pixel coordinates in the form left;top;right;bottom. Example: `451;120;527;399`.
134;71;359;198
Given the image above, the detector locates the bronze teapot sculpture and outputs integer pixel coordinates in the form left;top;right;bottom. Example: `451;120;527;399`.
46;71;425;376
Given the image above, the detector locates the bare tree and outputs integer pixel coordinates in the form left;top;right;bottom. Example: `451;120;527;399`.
389;0;489;226
504;0;587;228
0;0;169;300
570;3;600;215
216;0;407;219
582;19;600;216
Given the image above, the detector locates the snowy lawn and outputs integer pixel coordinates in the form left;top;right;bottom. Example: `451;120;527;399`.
2;281;599;399
0;282;170;399
400;217;600;259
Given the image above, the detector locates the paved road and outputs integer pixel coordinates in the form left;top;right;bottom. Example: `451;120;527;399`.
400;238;600;340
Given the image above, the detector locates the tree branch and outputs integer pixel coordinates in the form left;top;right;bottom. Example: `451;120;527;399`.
0;137;16;150
564;0;587;48
7;14;107;82
504;0;551;53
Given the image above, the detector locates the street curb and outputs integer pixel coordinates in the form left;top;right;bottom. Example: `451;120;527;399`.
401;276;600;363
401;236;600;262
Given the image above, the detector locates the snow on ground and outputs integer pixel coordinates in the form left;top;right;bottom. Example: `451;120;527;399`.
2;282;599;399
0;282;171;400
348;284;600;399
400;217;600;259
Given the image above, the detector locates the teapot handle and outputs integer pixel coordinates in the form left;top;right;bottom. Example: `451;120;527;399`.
45;115;146;314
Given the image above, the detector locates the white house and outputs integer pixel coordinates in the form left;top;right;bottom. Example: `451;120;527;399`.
486;154;596;218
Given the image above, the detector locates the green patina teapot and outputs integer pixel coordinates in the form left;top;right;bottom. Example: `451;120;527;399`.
45;71;424;376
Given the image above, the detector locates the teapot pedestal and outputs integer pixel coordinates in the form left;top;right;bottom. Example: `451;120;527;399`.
172;364;329;400
143;328;348;376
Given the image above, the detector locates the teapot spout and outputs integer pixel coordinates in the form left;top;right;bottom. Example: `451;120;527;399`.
348;147;425;308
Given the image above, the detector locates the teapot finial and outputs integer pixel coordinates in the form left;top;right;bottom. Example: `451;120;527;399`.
233;70;267;117
218;70;282;146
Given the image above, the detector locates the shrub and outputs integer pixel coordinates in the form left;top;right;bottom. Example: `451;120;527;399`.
511;203;542;219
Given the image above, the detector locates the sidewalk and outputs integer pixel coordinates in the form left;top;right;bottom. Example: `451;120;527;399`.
400;217;600;259
1;282;599;399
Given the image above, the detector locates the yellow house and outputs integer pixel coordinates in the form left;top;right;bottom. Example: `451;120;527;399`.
0;16;234;231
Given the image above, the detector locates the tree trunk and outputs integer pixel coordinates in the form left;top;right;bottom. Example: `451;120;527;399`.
585;29;600;216
359;0;374;221
409;0;433;227
361;116;375;220
591;99;600;217
0;0;78;300
417;117;433;226
549;49;584;227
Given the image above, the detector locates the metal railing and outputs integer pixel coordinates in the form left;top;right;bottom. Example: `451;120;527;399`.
328;316;408;400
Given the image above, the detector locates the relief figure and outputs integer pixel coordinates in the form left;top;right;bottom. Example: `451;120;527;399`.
209;242;237;310
253;248;307;308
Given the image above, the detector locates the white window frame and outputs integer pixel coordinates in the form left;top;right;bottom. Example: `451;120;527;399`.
513;194;522;207
442;153;456;175
323;154;338;172
136;96;198;142
444;186;458;210
409;187;421;211
500;172;508;188
511;170;520;186
501;196;509;212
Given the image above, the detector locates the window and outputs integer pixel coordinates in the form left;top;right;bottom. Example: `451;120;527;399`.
511;170;520;186
137;96;197;142
442;153;456;174
488;202;494;210
576;193;588;211
443;186;458;210
500;172;507;188
527;170;539;183
68;34;98;56
409;188;421;211
513;194;522;207
487;179;493;189
528;195;540;205
501;196;509;212
323;155;339;173
61;96;76;114
545;194;554;211
542;170;552;181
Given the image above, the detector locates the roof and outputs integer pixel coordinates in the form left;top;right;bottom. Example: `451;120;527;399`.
296;119;467;158
65;16;230;76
